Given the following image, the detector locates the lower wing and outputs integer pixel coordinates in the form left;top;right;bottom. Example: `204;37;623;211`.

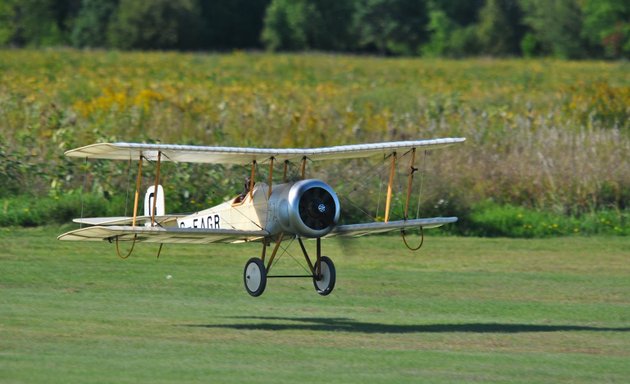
58;226;269;244
58;217;456;243
73;215;184;226
325;217;457;238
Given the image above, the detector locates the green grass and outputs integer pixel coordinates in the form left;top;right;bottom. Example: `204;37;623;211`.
1;227;629;383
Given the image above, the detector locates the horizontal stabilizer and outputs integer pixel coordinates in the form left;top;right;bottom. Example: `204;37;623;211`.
326;217;458;238
58;226;269;244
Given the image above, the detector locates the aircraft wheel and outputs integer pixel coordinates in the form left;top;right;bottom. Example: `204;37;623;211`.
313;256;336;296
244;258;267;297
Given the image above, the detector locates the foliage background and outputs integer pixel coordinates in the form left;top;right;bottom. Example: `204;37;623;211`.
0;0;629;59
0;1;629;236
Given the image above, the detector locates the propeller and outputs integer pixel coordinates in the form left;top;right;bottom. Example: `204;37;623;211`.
281;179;340;238
298;187;337;230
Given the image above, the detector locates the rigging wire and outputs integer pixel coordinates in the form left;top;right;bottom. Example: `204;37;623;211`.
339;158;391;221
416;150;428;219
79;157;88;228
405;149;428;251
272;236;312;275
375;170;383;220
124;157;132;218
385;150;412;222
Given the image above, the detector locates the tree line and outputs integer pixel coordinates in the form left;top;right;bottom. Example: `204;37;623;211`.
0;0;628;59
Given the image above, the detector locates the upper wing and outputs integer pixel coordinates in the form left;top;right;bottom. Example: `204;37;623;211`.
64;138;465;164
325;217;458;238
58;226;269;244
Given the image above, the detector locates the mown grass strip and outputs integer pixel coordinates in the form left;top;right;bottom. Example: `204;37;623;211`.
1;227;629;383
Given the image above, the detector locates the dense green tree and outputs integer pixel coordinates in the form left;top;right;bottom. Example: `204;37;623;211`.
519;0;588;59
71;0;117;48
3;0;630;59
433;0;484;26
421;9;456;57
0;0;18;45
582;0;630;58
353;0;428;55
305;0;356;51
0;0;79;46
422;2;481;58
261;0;309;51
520;32;539;57
199;0;270;50
476;0;524;56
261;0;355;51
107;0;202;50
51;0;81;35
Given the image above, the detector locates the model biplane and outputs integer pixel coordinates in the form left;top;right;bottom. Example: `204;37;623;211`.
58;138;465;296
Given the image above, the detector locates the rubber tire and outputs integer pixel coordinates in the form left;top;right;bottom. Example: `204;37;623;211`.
313;256;336;296
243;258;267;297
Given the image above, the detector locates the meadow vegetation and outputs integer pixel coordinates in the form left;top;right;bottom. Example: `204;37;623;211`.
0;50;628;235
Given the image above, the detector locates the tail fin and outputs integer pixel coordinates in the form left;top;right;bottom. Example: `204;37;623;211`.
144;185;165;218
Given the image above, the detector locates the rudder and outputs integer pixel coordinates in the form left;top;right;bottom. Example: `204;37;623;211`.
144;185;165;218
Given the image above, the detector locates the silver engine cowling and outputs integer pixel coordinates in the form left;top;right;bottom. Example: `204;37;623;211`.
277;179;340;238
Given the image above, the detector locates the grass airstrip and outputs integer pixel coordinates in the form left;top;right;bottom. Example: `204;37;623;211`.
1;226;629;383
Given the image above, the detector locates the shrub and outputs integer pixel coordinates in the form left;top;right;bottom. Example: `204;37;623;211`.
459;201;628;237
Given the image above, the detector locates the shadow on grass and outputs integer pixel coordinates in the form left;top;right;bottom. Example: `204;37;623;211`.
181;316;630;334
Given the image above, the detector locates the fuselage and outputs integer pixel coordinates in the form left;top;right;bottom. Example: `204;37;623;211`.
176;179;340;238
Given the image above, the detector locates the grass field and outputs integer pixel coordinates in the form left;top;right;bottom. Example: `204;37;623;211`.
1;226;629;383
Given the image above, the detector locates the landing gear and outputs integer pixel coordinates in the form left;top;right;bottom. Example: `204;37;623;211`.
243;258;267;297
313;256;336;296
243;236;336;297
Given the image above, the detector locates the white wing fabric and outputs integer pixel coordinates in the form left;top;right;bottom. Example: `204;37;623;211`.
72;215;184;226
326;217;458;238
64;138;465;164
58;226;269;244
58;217;456;243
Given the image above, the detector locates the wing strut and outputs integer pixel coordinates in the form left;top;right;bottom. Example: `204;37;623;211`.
249;160;257;199
131;154;143;227
404;148;417;219
265;233;285;272
300;156;307;179
150;151;162;227
384;152;397;223
283;160;289;182
267;157;274;199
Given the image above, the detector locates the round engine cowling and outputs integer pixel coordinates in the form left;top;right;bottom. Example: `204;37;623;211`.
279;179;340;238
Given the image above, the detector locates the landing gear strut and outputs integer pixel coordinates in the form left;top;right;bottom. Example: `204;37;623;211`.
242;236;336;297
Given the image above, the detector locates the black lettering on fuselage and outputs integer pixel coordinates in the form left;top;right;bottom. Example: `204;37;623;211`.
179;214;220;229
